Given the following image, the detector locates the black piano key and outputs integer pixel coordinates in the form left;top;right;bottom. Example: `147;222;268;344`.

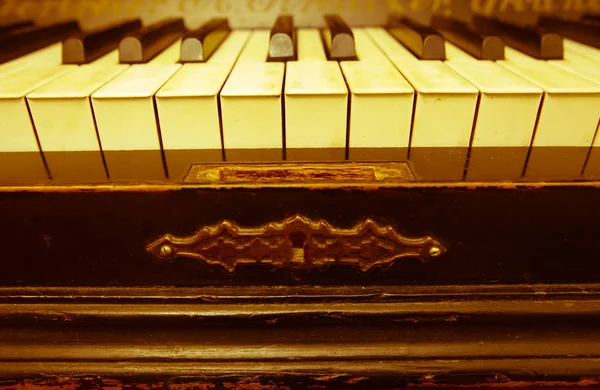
0;20;34;36
386;15;445;60
0;20;80;64
431;16;504;60
119;18;186;63
538;17;600;50
268;15;296;62
471;15;563;59
322;15;356;61
179;18;230;63
62;19;142;64
582;14;600;24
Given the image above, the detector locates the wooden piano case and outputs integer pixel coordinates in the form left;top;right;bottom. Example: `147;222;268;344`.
1;161;600;388
2;0;600;387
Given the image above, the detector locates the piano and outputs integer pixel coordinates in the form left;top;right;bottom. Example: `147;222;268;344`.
0;0;599;387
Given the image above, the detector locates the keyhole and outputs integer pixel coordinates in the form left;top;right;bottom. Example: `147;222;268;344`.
290;232;307;263
290;232;307;248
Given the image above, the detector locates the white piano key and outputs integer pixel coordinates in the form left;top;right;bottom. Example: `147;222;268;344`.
548;62;600;180
0;43;62;80
221;62;285;161
155;31;250;180
0;65;76;185
447;60;543;181
156;63;238;179
26;65;128;183
498;60;600;181
365;27;420;64
285;61;348;161
297;29;327;61
353;28;389;63
91;64;181;181
341;28;414;161
89;49;120;65
445;42;476;61
220;30;284;161
236;30;270;63
150;39;182;64
367;27;478;181
208;30;251;66
564;39;600;62
342;61;414;161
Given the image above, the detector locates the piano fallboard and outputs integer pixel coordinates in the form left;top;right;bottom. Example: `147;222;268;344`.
1;179;599;287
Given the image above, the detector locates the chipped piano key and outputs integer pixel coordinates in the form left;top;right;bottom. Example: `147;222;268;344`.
386;15;445;60
498;60;600;181
26;65;128;183
62;19;142;64
322;15;357;61
180;18;230;63
268;15;296;62
471;15;563;60
446;60;543;181
0;65;76;185
118;18;185;64
431;16;504;60
91;64;182;181
0;20;80;64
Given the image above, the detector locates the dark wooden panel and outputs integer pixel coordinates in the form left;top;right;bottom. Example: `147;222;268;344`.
0;183;599;286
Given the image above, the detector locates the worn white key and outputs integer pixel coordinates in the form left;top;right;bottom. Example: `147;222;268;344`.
447;60;543;181
150;39;182;64
27;65;128;183
0;65;76;185
285;61;347;161
498;60;600;181
340;28;414;161
297;29;327;61
367;27;478;181
236;30;270;63
220;62;284;161
91;64;181;181
208;30;251;67
0;43;62;80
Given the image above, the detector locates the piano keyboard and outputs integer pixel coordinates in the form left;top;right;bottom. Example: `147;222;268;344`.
0;15;599;185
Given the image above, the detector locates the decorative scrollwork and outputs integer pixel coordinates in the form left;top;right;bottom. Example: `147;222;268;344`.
146;215;446;272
